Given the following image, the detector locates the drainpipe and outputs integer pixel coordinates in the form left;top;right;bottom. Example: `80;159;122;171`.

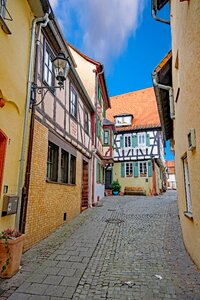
152;73;175;120
152;8;170;25
15;13;50;230
91;66;104;205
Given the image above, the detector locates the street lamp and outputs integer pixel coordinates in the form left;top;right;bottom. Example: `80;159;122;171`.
31;52;70;106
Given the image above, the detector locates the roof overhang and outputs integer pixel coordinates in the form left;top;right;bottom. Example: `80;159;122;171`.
152;51;173;141
27;0;51;17
152;0;169;10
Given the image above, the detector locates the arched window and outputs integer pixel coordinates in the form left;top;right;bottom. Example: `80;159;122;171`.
0;130;7;194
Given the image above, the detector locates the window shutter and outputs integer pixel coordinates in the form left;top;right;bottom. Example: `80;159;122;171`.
100;165;102;183
107;130;110;145
96;161;99;183
148;160;152;177
120;135;124;148
121;162;125;177
132;134;138;148
146;133;150;146
134;162;139;177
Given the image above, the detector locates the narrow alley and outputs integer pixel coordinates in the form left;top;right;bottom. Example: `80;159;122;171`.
0;191;199;300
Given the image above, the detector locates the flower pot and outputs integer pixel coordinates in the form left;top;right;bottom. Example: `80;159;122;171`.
0;234;25;278
112;190;119;195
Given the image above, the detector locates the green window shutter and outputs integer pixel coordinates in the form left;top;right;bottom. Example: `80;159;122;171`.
120;135;124;148
148;160;152;177
146;133;150;146
96;161;99;183
134;162;139;177
132;134;138;148
121;162;125;177
100;166;102;183
103;104;106;118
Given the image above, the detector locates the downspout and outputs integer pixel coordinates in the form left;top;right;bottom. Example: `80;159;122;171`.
152;73;175;120
15;12;50;230
91;66;104;206
152;8;170;25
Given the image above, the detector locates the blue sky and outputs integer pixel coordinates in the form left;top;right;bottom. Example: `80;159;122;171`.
50;0;174;161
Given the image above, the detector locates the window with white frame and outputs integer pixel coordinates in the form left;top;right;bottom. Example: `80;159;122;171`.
126;163;133;177
124;135;131;148
44;44;54;87
139;161;147;177
138;133;146;147
70;85;77;118
183;156;192;214
115;115;132;126
0;0;6;18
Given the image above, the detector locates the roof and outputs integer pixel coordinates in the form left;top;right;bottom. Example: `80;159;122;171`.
152;0;169;11
67;43;111;109
103;119;115;126
152;51;173;140
107;87;161;132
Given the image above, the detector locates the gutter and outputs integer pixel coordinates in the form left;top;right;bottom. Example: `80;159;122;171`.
15;12;50;230
152;72;175;120
152;8;170;25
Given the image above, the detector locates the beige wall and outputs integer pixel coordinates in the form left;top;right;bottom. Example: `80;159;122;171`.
171;0;200;268
0;1;33;230
69;47;96;105
24;120;82;250
113;162;153;196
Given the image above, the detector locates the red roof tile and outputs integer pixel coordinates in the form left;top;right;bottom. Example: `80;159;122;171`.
107;87;161;131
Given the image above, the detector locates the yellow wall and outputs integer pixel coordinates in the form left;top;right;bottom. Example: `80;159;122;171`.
155;163;162;194
113;162;153;196
171;1;200;268
0;2;33;230
24;120;82;250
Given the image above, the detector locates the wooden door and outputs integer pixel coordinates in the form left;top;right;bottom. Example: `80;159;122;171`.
105;170;112;189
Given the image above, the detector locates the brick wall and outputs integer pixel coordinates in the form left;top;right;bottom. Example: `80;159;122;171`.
24;120;82;250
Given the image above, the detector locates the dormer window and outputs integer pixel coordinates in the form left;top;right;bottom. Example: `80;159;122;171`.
114;114;133;127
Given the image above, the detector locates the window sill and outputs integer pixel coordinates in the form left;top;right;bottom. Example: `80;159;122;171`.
0;15;11;34
184;211;193;220
46;179;76;186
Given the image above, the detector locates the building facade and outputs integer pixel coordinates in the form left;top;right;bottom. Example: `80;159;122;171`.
0;0;49;231
107;88;165;196
68;44;111;205
166;160;176;189
152;0;200;267
20;15;95;249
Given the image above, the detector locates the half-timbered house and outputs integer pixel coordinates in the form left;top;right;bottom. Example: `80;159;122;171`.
107;87;165;196
20;13;95;249
68;44;111;205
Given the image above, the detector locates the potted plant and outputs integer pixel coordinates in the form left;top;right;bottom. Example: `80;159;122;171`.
0;228;25;278
111;180;121;195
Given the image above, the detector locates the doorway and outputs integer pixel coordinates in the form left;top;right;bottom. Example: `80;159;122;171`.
183;156;192;213
105;169;112;189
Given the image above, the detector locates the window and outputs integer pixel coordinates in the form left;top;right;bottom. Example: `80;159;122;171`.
138;133;146;147
115;115;132;126
126;163;133;177
104;130;110;145
124;135;131;148
139;162;147;177
84;110;89;134
0;0;12;34
44;45;54;87
46;140;76;185
70;155;76;184
61;150;69;183
183;156;192;214
70;86;77;118
0;0;6;18
47;142;59;181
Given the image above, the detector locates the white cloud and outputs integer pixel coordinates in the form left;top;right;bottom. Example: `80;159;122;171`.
52;0;145;65
49;0;59;9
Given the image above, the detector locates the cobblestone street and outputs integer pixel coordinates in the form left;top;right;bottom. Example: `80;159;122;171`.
0;191;200;300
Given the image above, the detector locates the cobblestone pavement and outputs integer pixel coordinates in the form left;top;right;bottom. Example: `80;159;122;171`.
0;191;200;299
